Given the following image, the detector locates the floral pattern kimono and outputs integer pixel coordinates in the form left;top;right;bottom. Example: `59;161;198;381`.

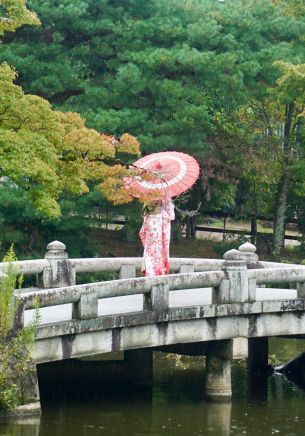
139;199;175;276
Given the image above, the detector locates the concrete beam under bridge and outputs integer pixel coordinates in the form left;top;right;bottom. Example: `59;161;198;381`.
33;302;305;364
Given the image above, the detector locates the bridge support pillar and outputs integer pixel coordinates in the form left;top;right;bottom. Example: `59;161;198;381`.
248;337;269;373
205;340;232;401
18;363;41;412
125;349;153;388
247;337;269;399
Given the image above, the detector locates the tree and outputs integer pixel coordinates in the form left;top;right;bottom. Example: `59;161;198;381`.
3;0;304;155
2;0;305;252
0;0;39;35
0;62;141;216
280;0;305;17
269;62;305;255
0;1;142;218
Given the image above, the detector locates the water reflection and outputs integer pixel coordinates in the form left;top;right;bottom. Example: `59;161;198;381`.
1;342;305;435
206;402;232;435
270;338;305;394
0;415;41;436
247;369;269;402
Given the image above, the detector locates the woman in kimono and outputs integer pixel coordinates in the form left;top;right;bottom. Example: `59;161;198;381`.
139;197;175;276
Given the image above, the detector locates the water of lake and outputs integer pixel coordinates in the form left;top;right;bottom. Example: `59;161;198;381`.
1;338;305;436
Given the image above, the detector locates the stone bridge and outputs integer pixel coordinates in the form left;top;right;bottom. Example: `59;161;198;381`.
5;241;305;412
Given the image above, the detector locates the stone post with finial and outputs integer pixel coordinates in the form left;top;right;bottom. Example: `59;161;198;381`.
237;242;269;380
37;240;75;288
238;242;260;302
238;242;259;267
221;248;249;303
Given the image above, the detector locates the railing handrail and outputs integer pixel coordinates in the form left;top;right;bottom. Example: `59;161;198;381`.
248;267;305;284
20;270;225;310
260;261;305;269
1;256;304;277
70;257;225;273
20;264;305;310
0;257;225;275
0;259;49;275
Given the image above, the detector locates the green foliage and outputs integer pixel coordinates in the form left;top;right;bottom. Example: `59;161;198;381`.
76;271;114;285
1;0;305;251
3;0;304;157
0;246;20;337
281;0;305;17
0;2;141;218
0;247;40;410
0;181;105;257
0;0;39;36
0;62;141;217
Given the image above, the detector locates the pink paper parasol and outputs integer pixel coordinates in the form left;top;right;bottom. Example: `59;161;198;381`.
126;151;200;198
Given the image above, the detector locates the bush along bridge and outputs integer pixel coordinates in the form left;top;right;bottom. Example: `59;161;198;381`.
5;241;305;412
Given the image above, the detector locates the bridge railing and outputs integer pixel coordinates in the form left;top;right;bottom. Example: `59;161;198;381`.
20;270;225;316
0;257;225;276
17;266;305;326
0;239;303;290
2;239;305;327
12;243;305;326
0;240;226;289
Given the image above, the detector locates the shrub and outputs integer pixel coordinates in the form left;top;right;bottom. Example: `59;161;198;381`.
0;247;39;410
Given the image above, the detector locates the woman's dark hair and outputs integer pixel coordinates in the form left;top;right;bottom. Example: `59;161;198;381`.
142;200;162;216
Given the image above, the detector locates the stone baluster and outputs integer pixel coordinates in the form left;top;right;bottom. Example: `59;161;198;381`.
231;243;260;360
38;241;75;289
297;282;305;299
239;242;259;302
0;270;24;331
72;289;98;320
119;264;136;279
178;263;194;274
143;283;169;312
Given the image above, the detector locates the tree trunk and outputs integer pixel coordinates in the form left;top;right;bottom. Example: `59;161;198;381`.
272;171;290;256
250;215;257;245
251;181;257;245
185;216;197;239
190;215;197;238
273;103;294;257
186;217;191;239
171;219;182;242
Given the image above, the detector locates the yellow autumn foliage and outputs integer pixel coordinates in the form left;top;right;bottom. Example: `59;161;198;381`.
0;62;142;216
